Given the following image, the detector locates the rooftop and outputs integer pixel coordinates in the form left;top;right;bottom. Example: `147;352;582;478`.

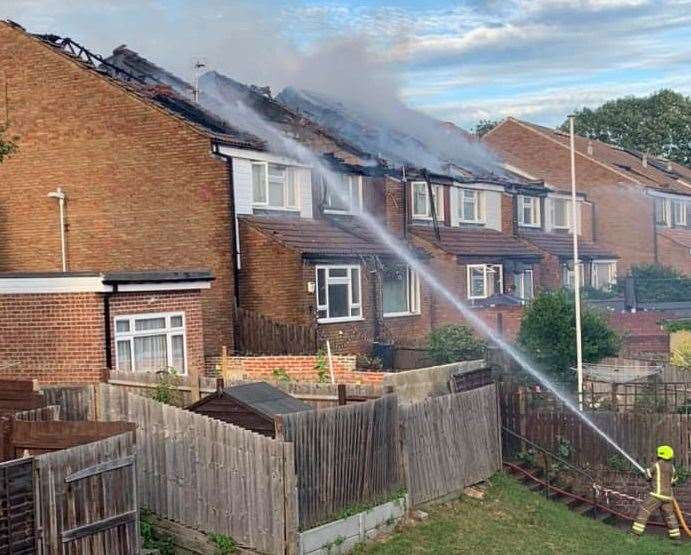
519;230;618;260
222;382;312;418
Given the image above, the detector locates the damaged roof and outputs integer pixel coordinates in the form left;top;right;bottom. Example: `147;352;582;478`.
410;226;542;260
519;230;619;260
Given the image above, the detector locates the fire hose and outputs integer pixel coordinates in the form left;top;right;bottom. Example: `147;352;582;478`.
672;498;691;538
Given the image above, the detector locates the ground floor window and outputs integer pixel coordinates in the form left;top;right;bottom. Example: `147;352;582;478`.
514;269;534;302
467;264;503;299
114;312;186;373
591;261;617;290
562;262;586;289
316;265;362;323
383;264;421;317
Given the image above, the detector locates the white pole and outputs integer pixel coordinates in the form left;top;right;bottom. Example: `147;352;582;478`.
569;116;584;410
325;339;336;385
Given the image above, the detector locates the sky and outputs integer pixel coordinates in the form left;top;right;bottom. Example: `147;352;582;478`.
4;0;691;129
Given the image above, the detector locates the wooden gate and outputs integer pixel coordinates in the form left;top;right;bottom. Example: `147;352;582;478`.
0;457;36;554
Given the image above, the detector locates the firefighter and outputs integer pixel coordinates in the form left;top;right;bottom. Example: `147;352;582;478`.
631;445;680;540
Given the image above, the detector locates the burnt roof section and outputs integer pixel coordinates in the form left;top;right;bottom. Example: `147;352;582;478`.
222;382;312;418
411;226;542;259
102;270;214;284
519;230;618;259
240;215;393;256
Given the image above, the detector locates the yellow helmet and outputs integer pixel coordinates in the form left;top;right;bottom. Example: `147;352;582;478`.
657;445;674;460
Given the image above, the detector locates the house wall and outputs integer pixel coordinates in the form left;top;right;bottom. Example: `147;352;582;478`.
0;23;236;358
657;233;691;275
0;292;106;383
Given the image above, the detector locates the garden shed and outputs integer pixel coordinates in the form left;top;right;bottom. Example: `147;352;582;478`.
186;381;313;437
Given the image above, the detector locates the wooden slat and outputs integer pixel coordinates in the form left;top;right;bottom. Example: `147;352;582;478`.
61;510;137;543
65;455;135;483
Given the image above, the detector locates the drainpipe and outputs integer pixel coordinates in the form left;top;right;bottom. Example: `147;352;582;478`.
103;283;116;373
652;197;659;264
47;187;67;271
401;168;408;239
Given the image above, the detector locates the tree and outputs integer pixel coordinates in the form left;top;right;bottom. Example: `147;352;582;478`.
560;89;691;167
474;118;501;137
427;324;486;365
627;263;691;303
518;289;620;382
0;126;17;162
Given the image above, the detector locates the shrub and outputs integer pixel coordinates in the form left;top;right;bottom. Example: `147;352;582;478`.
151;368;182;406
670;341;691;370
629;264;691;302
427;325;486;365
518;290;620;382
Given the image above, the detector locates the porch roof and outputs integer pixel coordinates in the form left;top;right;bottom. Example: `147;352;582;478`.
519;230;618;260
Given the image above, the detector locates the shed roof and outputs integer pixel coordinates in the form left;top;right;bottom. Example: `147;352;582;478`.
222;382;312;419
519;230;618;260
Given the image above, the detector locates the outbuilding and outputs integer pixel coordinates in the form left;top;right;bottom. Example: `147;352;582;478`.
186;381;313;437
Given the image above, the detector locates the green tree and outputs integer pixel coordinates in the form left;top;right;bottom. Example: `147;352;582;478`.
474;118;501;137
628;263;691;302
427;324;486;365
518;290;620;382
0;126;17;162
560;89;691;167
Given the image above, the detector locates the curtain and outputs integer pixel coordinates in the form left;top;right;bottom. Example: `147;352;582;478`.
134;335;167;372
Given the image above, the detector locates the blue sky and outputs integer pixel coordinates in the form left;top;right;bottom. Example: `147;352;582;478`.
5;0;691;129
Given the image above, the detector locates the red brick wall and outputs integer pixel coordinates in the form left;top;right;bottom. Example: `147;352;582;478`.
501;193;516;236
108;290;205;377
0;293;106;383
657;234;691;275
606;310;669;357
0;24;235;357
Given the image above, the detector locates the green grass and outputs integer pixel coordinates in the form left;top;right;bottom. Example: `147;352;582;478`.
354;473;687;554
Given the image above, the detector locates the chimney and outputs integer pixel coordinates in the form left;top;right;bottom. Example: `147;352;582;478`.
587;140;593;156
642;153;648;168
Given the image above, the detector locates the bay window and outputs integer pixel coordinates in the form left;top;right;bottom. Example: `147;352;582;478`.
591;261;617;290
459;189;483;223
654;198;670;226
316;265;362;323
562;263;585;289
383;264;420;317
550;198;571;230
518;195;540;227
324;174;363;214
252;162;298;210
673;200;687;226
514;269;534;301
467;264;503;300
412;181;444;219
114;312;187;373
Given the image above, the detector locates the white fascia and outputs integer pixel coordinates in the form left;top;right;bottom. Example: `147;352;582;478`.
215;145;311;168
0;276;111;294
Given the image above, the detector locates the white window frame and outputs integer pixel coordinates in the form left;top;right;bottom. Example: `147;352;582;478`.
518;195;541;227
315;265;363;324
324;174;363;214
251;161;299;211
411;181;444;220
458;189;484;224
467;264;503;300
673;200;687;226
591;260;617;290
383;266;421;318
550;197;572;230
114;312;187;374
562;263;586;289
514;269;534;302
655;198;671;226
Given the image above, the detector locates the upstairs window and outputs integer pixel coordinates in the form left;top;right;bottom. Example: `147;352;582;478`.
114;313;186;374
412;181;444;220
252;162;298;210
591;261;617;290
550;198;572;230
459;189;483;223
383;264;420;317
654;198;670;226
673;200;687;226
467;264;503;300
316;265;362;323
518;195;541;227
324;174;363;214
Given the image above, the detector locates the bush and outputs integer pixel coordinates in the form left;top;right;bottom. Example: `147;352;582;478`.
427;325;486;365
629;264;691;302
518;290;620;382
670;341;691;370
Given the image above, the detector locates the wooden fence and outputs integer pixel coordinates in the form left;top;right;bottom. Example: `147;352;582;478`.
401;385;502;506
41;385;97;420
0;378;46;416
281;394;402;530
234;306;318;355
98;384;297;555
0;457;35;554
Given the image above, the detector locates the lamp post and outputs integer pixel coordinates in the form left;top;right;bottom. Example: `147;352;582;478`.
568;115;584;410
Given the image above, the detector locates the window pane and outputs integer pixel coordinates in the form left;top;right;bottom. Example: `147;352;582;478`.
115;319;130;333
116;341;132;371
285;169;297;208
326;175;350;211
268;180;285;207
330;268;347;278
553;199;567;227
317;269;326;306
350;268;360;305
135;317;166;331
252;164;266;203
170;315;183;328
594;263;614;289
171;335;185;373
524;271;534;299
383;265;408;313
462;190;476;221
133;334;168;372
413;183;427;215
327;283;349;318
470;267;485;297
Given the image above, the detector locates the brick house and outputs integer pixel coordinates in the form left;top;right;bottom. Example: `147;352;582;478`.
484;117;691;276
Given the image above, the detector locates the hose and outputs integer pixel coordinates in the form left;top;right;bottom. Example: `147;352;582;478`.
672;498;691;538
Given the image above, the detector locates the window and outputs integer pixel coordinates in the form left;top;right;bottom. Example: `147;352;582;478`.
459;189;483;223
562;263;585;289
252;162;298;210
383;264;420;317
514;269;534;301
114;313;186;374
411;181;444;219
654;198;670;226
324;174;363;213
673;200;687;226
467;264;503;300
518;196;541;227
316;265;362;323
550;198;571;230
591;261;617;290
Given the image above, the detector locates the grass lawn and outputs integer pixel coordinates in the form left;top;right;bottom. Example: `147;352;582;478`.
354;473;687;555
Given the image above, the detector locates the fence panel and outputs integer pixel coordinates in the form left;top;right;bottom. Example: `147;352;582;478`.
282;394;401;530
98;384;295;555
401;385;501;507
40;385;96;420
35;431;138;555
0;457;35;554
234;306;318;355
